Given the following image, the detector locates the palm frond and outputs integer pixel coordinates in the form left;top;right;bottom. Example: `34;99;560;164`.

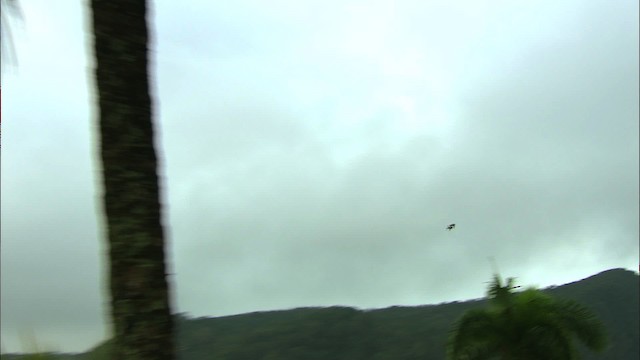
1;0;22;67
555;299;608;352
447;275;608;360
448;309;507;359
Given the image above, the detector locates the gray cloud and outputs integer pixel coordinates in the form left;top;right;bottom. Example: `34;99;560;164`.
2;0;637;353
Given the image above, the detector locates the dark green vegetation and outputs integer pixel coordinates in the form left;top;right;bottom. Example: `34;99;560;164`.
448;274;607;359
2;268;637;360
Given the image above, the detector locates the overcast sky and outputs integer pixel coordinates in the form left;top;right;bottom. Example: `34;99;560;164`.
1;0;638;354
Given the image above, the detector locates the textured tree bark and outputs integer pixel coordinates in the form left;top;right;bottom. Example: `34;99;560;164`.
89;1;175;359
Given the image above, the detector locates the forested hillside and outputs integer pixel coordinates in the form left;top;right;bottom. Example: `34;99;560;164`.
2;268;637;360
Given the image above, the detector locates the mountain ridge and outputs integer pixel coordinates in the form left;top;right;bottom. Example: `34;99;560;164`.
2;267;638;359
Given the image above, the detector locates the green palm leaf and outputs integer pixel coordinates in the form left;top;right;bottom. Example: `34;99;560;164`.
447;275;608;360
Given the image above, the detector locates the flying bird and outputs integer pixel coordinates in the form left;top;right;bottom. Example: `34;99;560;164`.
446;223;456;231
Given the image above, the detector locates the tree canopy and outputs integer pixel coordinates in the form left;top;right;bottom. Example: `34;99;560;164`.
447;274;608;360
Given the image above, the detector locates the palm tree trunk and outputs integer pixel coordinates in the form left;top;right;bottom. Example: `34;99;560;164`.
89;1;174;359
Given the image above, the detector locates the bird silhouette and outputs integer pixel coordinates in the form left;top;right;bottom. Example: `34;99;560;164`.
446;223;456;231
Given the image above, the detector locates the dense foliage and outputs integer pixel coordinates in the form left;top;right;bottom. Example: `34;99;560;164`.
447;275;607;359
2;268;637;360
